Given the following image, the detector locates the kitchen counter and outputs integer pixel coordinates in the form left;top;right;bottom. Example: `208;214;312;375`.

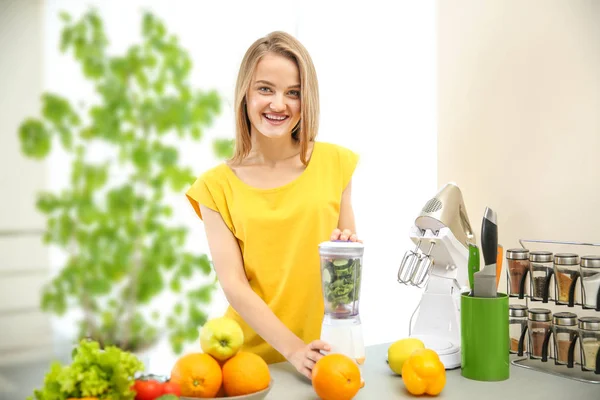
267;342;600;399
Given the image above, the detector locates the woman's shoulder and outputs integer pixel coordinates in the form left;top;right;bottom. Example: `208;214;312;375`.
194;162;230;185
315;141;359;164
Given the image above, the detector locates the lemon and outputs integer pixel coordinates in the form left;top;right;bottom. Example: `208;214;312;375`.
387;338;425;375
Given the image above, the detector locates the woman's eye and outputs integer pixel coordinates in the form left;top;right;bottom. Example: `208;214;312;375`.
258;87;271;93
288;90;300;97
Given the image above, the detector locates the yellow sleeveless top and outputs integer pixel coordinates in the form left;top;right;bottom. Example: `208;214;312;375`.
185;141;359;364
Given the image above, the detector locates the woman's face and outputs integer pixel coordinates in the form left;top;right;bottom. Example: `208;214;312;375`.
246;53;301;140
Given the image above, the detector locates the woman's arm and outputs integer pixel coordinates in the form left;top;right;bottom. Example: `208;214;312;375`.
199;205;328;378
332;179;361;242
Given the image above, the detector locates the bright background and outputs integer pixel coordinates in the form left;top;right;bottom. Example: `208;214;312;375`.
1;0;437;375
3;0;598;394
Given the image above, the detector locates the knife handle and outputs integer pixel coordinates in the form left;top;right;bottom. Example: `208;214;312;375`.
468;244;480;289
481;208;498;266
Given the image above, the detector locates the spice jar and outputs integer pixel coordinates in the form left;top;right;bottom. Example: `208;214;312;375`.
580;255;600;310
553;253;580;305
509;304;527;354
529;251;553;302
552;312;578;365
507;248;530;298
578;316;600;372
527;308;552;359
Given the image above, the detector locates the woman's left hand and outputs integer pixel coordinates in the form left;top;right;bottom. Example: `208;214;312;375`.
330;228;362;243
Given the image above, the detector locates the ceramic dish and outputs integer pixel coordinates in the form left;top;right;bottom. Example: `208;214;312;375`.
180;379;273;400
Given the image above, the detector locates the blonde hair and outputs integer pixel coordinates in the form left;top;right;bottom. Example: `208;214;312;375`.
231;31;319;165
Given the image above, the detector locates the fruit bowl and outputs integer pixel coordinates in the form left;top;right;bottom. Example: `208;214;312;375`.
180;379;273;400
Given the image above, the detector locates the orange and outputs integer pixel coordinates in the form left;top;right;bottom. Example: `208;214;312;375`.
170;352;223;398
215;384;227;397
312;353;361;400
401;348;446;396
222;351;271;396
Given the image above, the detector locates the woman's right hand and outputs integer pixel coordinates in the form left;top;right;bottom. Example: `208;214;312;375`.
287;340;331;380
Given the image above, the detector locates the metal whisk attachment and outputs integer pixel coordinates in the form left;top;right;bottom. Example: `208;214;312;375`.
397;241;435;288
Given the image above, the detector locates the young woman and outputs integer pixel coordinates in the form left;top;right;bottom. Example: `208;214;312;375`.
186;31;361;380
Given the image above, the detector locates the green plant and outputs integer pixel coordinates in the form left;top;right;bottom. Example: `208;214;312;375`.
18;9;231;353
28;338;144;400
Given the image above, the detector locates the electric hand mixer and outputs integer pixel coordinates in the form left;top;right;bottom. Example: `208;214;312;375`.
397;182;475;369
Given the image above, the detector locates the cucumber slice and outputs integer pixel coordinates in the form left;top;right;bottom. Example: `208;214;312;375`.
332;258;351;267
322;268;332;284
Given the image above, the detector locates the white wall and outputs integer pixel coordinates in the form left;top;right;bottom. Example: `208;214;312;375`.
40;0;437;370
0;0;53;366
437;0;600;347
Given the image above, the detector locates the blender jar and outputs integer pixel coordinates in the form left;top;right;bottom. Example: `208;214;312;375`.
578;317;600;372
553;253;580;305
506;248;530;298
529;251;553;302
509;304;528;354
318;241;364;318
552;312;578;365
580;255;600;310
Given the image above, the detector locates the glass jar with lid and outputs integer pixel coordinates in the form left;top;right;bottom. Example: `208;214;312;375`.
527;308;552;359
509;304;527;354
553;253;580;305
580;255;600;310
552;312;578;365
507;248;530;298
529;251;553;302
578;316;600;372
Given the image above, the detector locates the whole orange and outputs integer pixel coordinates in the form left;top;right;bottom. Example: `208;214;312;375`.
222;351;271;396
170;352;223;398
401;348;446;396
312;353;361;400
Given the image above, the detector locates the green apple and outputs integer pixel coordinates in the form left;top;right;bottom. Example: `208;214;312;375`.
200;317;244;361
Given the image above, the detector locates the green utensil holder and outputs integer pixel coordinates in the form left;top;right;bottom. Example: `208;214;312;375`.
461;292;509;381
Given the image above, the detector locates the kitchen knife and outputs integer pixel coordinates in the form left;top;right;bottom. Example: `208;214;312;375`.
496;244;503;289
468;244;480;290
481;208;498;266
473;207;498;298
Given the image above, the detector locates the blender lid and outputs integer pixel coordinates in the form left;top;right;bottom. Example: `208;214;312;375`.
319;240;364;256
319;240;364;249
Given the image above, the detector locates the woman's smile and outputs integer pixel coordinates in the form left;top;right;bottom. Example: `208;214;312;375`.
263;113;289;126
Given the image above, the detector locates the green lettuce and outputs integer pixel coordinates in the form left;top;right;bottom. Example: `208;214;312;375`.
28;339;144;400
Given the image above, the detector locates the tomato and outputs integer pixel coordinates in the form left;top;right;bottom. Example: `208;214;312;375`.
162;382;181;396
134;379;164;400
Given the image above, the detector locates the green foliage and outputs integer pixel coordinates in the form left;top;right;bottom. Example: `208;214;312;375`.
28;339;144;400
18;9;233;353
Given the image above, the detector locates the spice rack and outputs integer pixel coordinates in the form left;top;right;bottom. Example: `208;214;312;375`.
508;238;600;384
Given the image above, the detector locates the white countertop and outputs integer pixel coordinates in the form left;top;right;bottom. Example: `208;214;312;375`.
267;342;600;399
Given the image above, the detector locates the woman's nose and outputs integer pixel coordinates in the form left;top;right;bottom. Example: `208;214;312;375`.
269;95;285;112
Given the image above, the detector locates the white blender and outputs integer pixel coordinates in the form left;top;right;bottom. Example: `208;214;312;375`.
319;241;366;381
397;182;475;369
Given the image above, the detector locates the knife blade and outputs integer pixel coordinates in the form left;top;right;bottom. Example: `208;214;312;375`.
473;207;498;298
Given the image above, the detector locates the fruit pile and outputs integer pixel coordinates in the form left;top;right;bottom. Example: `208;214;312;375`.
168;317;271;399
387;338;446;397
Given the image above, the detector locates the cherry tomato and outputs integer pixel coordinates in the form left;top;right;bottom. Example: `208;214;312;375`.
134;379;164;400
162;381;181;396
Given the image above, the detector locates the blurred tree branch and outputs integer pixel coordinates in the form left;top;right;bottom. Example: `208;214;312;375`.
17;8;231;354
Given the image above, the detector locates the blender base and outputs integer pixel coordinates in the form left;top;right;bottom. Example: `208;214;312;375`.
320;316;366;381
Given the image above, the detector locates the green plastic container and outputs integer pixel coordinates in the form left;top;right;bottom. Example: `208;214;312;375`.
461;292;510;381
